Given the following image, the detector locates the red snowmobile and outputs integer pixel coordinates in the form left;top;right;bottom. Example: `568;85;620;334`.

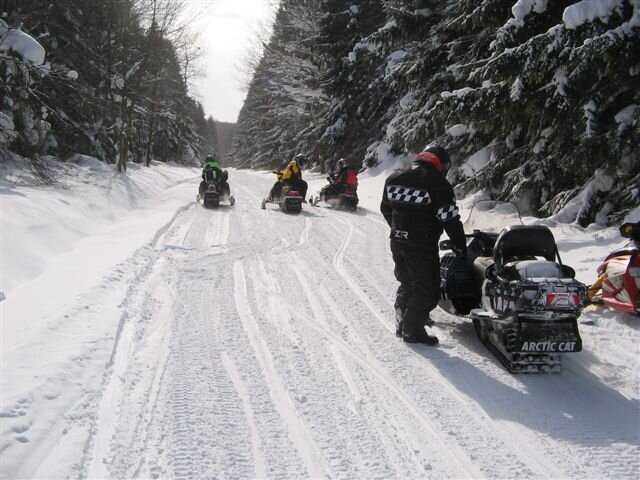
310;161;359;211
589;222;640;315
310;181;359;211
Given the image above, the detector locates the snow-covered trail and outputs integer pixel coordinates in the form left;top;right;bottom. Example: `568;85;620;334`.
2;169;639;479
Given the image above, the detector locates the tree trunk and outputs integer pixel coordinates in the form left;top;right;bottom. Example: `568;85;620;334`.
145;115;156;167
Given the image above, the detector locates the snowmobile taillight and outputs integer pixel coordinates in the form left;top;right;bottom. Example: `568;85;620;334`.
544;292;580;308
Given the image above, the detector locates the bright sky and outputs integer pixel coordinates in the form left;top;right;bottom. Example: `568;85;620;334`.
187;0;277;123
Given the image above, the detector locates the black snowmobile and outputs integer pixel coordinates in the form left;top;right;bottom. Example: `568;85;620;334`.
200;180;235;208
310;182;358;211
261;184;303;214
439;201;587;373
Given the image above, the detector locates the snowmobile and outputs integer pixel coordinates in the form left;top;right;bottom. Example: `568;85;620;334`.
261;184;303;214
438;201;588;373
310;182;358;211
200;180;235;208
589;222;639;315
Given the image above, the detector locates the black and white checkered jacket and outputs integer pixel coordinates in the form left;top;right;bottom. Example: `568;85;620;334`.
380;163;466;250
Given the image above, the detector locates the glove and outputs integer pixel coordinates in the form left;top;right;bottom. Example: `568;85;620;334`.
453;245;467;258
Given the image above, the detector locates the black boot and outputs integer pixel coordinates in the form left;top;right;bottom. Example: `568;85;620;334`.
395;306;404;338
403;329;439;346
399;307;438;345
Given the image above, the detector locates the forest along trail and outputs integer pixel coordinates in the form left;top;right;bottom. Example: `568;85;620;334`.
83;170;639;479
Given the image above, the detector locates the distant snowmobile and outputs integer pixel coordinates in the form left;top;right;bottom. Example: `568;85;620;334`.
310;182;358;211
438;201;588;373
199;180;235;208
261;185;304;214
310;162;359;211
589;222;639;315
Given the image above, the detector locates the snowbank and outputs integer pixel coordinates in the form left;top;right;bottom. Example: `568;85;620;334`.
0;156;199;296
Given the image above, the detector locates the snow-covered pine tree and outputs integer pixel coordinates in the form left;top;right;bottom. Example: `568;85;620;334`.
440;0;639;222
371;0;459;154
1;0;215;179
229;0;638;224
0;3;55;180
315;0;386;171
230;0;328;170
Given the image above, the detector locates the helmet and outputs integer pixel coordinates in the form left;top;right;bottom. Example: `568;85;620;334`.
205;154;216;163
336;159;345;170
415;145;451;174
620;222;640;244
295;154;307;168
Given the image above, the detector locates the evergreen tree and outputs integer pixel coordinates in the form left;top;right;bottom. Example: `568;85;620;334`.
439;0;639;222
1;0;215;179
230;0;327;170
315;0;386;170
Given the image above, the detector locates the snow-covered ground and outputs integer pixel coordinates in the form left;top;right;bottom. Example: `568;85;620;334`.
1;158;638;479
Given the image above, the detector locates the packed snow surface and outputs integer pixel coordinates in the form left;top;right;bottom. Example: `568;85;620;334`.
1;160;639;479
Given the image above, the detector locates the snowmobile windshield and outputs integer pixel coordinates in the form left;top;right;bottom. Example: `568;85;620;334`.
463;200;523;234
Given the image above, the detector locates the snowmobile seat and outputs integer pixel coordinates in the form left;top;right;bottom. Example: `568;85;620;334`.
501;260;565;281
493;225;557;273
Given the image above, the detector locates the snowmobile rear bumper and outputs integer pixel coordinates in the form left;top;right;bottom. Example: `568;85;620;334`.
338;194;358;211
277;195;302;214
203;193;220;208
472;312;582;373
514;316;582;354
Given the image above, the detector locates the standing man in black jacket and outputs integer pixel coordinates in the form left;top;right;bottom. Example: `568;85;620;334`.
380;146;467;345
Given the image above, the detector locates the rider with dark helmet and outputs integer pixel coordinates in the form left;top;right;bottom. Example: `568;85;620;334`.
268;153;309;202
199;154;230;198
332;158;358;192
319;158;359;200
380;145;466;345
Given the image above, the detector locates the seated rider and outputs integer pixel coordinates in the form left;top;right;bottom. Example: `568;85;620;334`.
323;158;358;196
269;154;309;201
199;155;230;197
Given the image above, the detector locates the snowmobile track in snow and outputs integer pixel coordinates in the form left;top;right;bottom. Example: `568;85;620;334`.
51;169;638;480
291;209;570;479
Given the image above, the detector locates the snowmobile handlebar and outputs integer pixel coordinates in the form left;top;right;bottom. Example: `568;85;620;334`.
439;230;496;251
439;239;454;251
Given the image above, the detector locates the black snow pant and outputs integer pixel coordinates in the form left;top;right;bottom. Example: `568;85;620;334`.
321;183;343;198
270;179;308;201
292;178;308;200
269;181;283;200
391;239;440;336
